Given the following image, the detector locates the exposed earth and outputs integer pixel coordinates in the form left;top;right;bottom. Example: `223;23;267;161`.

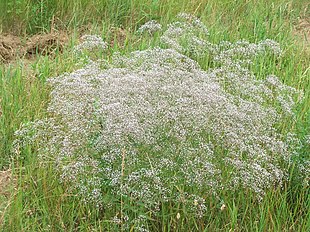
293;18;310;47
0;32;68;63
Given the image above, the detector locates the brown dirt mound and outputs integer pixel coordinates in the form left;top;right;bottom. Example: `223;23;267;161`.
0;32;68;63
0;35;22;63
109;27;127;48
25;33;67;58
294;18;310;44
0;170;15;197
0;169;17;226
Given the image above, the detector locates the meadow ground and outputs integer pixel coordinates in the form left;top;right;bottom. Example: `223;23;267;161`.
0;0;309;231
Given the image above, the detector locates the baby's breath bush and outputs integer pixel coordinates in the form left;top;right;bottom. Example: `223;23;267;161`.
73;35;108;56
160;13;210;57
137;20;162;34
14;14;306;226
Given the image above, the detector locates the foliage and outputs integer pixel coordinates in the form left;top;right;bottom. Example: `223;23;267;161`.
12;15;309;231
0;0;309;231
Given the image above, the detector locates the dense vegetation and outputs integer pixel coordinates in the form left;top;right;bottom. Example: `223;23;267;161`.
0;0;309;231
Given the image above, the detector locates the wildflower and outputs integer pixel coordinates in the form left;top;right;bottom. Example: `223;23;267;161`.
73;35;108;54
137;20;162;34
194;199;198;206
220;204;226;211
13;13;303;218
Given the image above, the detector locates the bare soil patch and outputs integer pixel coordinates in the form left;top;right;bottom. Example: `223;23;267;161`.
0;35;23;62
109;27;128;48
293;18;310;45
0;32;68;63
0;170;15;197
0;169;17;226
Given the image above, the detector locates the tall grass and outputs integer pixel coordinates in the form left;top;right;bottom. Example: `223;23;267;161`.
0;0;309;36
0;0;309;231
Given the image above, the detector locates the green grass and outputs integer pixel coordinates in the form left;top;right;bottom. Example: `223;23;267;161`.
1;0;309;231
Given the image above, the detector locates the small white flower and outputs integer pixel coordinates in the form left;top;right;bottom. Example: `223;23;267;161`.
137;20;162;34
74;34;108;54
220;204;226;211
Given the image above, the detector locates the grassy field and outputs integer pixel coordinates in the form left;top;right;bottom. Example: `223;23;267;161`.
0;0;309;231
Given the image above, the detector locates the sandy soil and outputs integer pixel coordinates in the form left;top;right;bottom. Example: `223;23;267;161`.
0;32;68;63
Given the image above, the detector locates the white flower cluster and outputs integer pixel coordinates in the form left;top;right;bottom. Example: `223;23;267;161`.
14;14;303;219
73;35;108;54
137;20;162;34
160;13;282;63
160;13;209;56
212;39;282;66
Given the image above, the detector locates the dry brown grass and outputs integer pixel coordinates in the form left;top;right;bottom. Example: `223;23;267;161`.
0;169;17;226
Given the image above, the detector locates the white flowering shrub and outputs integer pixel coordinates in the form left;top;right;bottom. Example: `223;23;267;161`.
14;14;306;224
137;20;162;34
73;35;108;54
161;13;210;56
